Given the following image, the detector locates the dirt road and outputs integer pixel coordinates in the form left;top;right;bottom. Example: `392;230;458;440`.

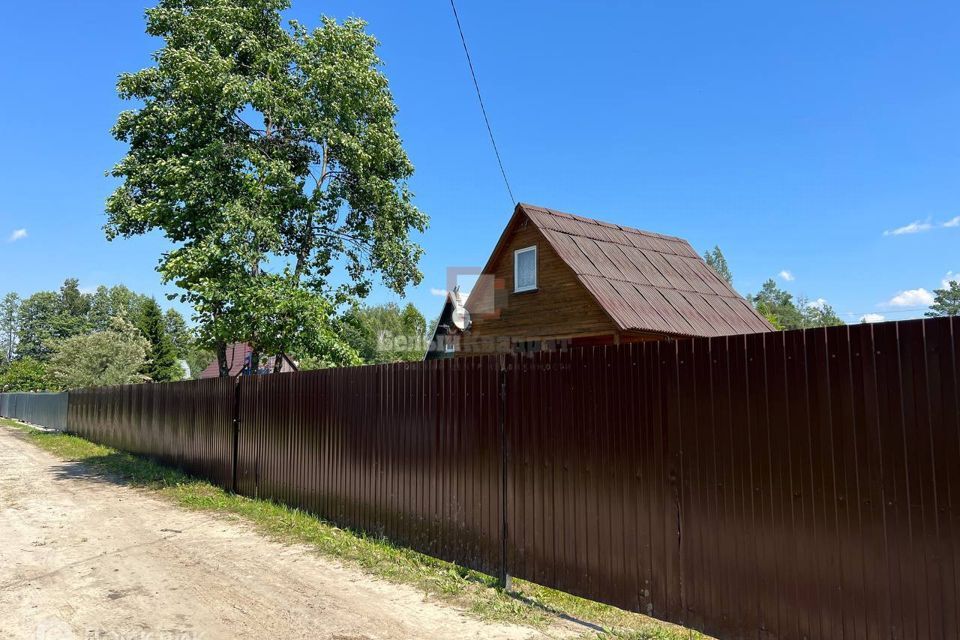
0;427;556;640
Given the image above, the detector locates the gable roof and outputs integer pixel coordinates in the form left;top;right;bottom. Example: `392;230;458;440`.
477;203;772;338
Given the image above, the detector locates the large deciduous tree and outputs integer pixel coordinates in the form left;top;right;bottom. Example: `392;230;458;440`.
0;358;50;392
749;279;844;330
0;293;20;363
17;292;63;360
89;285;150;330
106;0;427;377
17;279;93;360
338;302;427;365
47;318;149;389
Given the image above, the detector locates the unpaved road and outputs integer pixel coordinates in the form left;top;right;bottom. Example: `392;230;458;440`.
0;427;560;640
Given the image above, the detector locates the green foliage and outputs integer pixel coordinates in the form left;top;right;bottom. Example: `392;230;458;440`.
749;279;844;330
926;281;960;317
798;296;844;328
57;278;91;334
16;279;96;359
47;317;149;389
5;280;195;385
137;299;183;381
163;308;192;359
184;345;215;379
89;285;150;330
339;302;427;364
0;292;19;363
0;357;51;391
106;1;427;375
165;307;214;378
17;291;65;360
750;279;804;329
703;246;733;287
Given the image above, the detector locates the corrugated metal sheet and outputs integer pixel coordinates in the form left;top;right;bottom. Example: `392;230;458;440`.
235;358;504;575
45;316;960;640
67;378;236;488
0;392;68;430
505;317;960;639
520;203;773;337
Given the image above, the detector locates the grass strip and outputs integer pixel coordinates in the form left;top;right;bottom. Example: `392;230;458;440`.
1;418;707;640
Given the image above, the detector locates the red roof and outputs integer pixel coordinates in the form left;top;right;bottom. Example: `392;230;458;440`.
198;343;297;379
478;204;773;338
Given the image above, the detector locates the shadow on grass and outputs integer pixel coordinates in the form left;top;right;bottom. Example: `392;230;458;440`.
7;424;706;639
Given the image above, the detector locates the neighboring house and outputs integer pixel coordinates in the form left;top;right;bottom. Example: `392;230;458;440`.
428;286;469;358
198;343;298;379
426;203;771;359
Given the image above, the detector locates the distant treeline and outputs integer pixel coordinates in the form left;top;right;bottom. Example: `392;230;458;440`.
0;279;429;391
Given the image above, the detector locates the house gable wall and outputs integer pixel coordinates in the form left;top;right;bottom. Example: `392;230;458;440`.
460;217;618;356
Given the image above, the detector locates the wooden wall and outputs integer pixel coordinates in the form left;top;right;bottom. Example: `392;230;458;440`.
460;216;618;356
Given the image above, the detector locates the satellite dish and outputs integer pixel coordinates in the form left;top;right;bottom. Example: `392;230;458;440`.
450;286;471;331
452;300;471;331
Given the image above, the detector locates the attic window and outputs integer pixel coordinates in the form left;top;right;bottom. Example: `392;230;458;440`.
514;246;537;292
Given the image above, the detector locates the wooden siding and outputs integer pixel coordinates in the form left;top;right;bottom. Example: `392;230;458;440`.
461;217;618;355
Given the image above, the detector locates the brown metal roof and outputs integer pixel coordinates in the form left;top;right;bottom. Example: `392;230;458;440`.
514;203;773;338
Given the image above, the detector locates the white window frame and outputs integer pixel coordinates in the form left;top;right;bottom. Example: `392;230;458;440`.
514;245;537;293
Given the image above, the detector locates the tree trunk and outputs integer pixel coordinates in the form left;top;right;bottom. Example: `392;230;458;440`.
217;343;229;378
273;353;285;374
249;349;260;375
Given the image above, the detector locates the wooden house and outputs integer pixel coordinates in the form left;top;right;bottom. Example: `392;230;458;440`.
198;343;298;379
426;203;771;358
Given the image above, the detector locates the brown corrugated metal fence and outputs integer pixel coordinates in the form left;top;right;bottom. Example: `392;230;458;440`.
49;317;959;639
69;377;236;489
504;318;960;639
233;357;504;575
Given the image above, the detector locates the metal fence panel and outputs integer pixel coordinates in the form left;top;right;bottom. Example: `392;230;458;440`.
0;392;68;430
67;378;235;488
502;317;960;639
16;316;957;639
235;356;503;575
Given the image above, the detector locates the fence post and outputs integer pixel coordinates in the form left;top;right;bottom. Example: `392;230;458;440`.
498;358;512;591
231;376;242;493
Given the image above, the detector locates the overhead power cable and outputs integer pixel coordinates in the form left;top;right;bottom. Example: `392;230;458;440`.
449;0;516;205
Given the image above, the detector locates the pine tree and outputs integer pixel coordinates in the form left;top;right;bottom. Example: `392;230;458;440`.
136;299;181;382
704;246;733;286
926;281;960;317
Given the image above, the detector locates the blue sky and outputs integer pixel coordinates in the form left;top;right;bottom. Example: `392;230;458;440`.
1;1;958;324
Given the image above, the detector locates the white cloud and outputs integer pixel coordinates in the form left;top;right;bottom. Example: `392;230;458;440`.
429;288;449;297
778;270;794;282
884;219;933;236
886;288;935;308
7;228;27;243
859;313;886;324
943;271;960;288
944;216;960;228
807;297;828;309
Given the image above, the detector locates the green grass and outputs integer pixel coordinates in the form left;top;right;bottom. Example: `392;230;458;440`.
1;418;708;640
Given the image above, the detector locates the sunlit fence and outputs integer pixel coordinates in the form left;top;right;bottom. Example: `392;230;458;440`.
4;316;959;639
